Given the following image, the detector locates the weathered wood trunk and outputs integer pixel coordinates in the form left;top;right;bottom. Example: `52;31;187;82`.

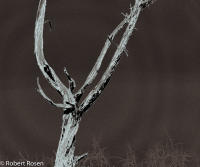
55;114;80;167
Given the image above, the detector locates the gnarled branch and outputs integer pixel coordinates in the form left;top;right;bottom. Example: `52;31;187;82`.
79;0;153;114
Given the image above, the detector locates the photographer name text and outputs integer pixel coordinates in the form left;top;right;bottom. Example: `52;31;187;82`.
0;160;44;166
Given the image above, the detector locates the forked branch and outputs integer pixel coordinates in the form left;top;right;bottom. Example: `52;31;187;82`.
34;0;153;114
78;0;154;114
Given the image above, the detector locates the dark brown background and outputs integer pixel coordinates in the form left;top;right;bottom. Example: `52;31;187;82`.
0;0;200;160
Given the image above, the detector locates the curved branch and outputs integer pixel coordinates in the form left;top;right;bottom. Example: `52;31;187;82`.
34;0;74;103
37;77;65;108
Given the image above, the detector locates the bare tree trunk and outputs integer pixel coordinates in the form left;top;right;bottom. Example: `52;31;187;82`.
55;114;83;167
34;0;155;167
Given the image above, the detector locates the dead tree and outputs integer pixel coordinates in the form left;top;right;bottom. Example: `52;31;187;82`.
34;0;154;166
